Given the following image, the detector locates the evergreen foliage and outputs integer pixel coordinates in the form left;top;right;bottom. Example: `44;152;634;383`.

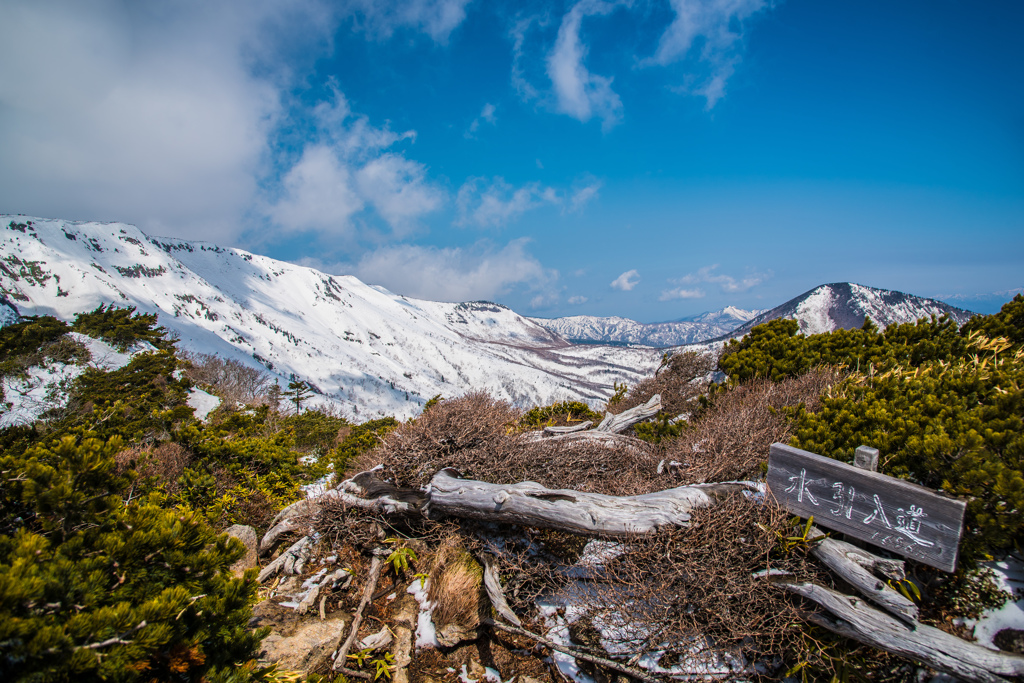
718;299;1024;567
330;417;400;476
519;401;603;429
284;380;311;415
718;315;966;382
72;304;169;352
0;315;70;364
0;435;265;682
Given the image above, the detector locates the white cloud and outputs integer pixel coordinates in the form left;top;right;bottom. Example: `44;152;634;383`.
268;145;364;235
350;239;556;302
546;0;624;130
269;88;444;235
659;287;705;301
568;295;588;304
611;269;640;291
0;0;316;242
455;175;601;228
466;102;497;137
672;264;772;293
648;0;768;109
340;0;473;42
568;179;602;212
356;154;445;232
456;177;559;228
0;0;467;245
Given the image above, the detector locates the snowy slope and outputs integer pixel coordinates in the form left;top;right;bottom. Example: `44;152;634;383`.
531;306;761;347
724;283;976;339
0;216;662;419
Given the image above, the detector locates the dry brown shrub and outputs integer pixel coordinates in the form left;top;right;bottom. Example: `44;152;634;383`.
610;351;714;417
360;391;524;488
563;494;818;676
664;368;846;485
180;350;272;407
360;390;667;496
114;441;193;493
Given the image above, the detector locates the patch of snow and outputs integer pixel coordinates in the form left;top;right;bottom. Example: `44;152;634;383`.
407;578;440;649
537;600;594;683
0;362;83;428
963;556;1024;648
186;387;221;421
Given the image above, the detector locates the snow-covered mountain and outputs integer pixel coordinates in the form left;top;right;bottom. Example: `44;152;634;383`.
723;283;976;339
0;216;662;419
531;306;761;347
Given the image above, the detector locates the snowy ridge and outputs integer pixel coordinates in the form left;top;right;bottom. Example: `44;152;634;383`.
531;307;761;347
0;216;662;419
724;283;976;339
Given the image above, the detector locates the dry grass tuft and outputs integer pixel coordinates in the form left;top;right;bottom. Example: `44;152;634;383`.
428;541;486;640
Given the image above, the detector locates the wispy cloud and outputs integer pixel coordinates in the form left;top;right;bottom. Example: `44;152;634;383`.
345;238;557;302
648;0;769;109
659;287;705;301
568;295;588;304
455;175;601;228
546;0;625;130
340;0;473;43
664;264;772;298
466;102;497;138
611;269;640;291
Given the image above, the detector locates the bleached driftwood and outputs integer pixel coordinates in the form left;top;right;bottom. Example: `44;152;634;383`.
333;551;386;673
335;467;753;536
258;535;313;583
543;421;592;435
523;429;648;450
779;580;1024;683
480;553;522;627
806;527;919;624
594;394;662;433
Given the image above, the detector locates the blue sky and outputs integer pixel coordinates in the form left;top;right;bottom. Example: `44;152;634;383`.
1;0;1021;319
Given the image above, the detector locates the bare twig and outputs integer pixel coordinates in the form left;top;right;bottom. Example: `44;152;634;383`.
486;619;664;683
333;552;386;671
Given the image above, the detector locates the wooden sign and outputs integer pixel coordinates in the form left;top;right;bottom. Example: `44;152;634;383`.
767;443;967;572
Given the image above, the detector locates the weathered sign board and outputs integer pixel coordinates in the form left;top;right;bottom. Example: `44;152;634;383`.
767;443;967;572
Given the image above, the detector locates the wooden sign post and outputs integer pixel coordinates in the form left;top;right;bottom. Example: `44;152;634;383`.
767;443;967;572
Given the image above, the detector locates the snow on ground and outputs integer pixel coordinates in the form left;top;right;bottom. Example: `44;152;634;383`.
963;556;1024;648
186;387;221;421
1;216;663;421
0;333;143;428
408;577;441;649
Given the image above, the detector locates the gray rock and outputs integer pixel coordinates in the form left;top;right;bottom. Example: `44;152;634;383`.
223;524;258;577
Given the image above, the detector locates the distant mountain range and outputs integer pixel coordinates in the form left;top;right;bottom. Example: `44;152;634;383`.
0;216;661;419
529;306;763;347
0;215;982;419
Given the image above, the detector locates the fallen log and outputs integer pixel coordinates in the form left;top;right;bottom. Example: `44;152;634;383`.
778;579;1024;683
334;467;755;536
806;527;919;625
594;394;662;433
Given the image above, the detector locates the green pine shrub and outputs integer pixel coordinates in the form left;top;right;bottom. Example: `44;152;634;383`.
519;401;603;429
330;417;400;478
0;435;265;682
72;304;170;352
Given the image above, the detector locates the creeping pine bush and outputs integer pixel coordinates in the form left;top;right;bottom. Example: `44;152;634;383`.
0;436;265;682
718;297;1024;568
72;304;171;352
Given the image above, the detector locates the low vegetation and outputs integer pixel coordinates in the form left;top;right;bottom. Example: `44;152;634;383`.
1;297;1022;682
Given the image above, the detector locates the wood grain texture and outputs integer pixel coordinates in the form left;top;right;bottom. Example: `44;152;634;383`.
767;443;966;571
779;580;1024;682
595;394;662;433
